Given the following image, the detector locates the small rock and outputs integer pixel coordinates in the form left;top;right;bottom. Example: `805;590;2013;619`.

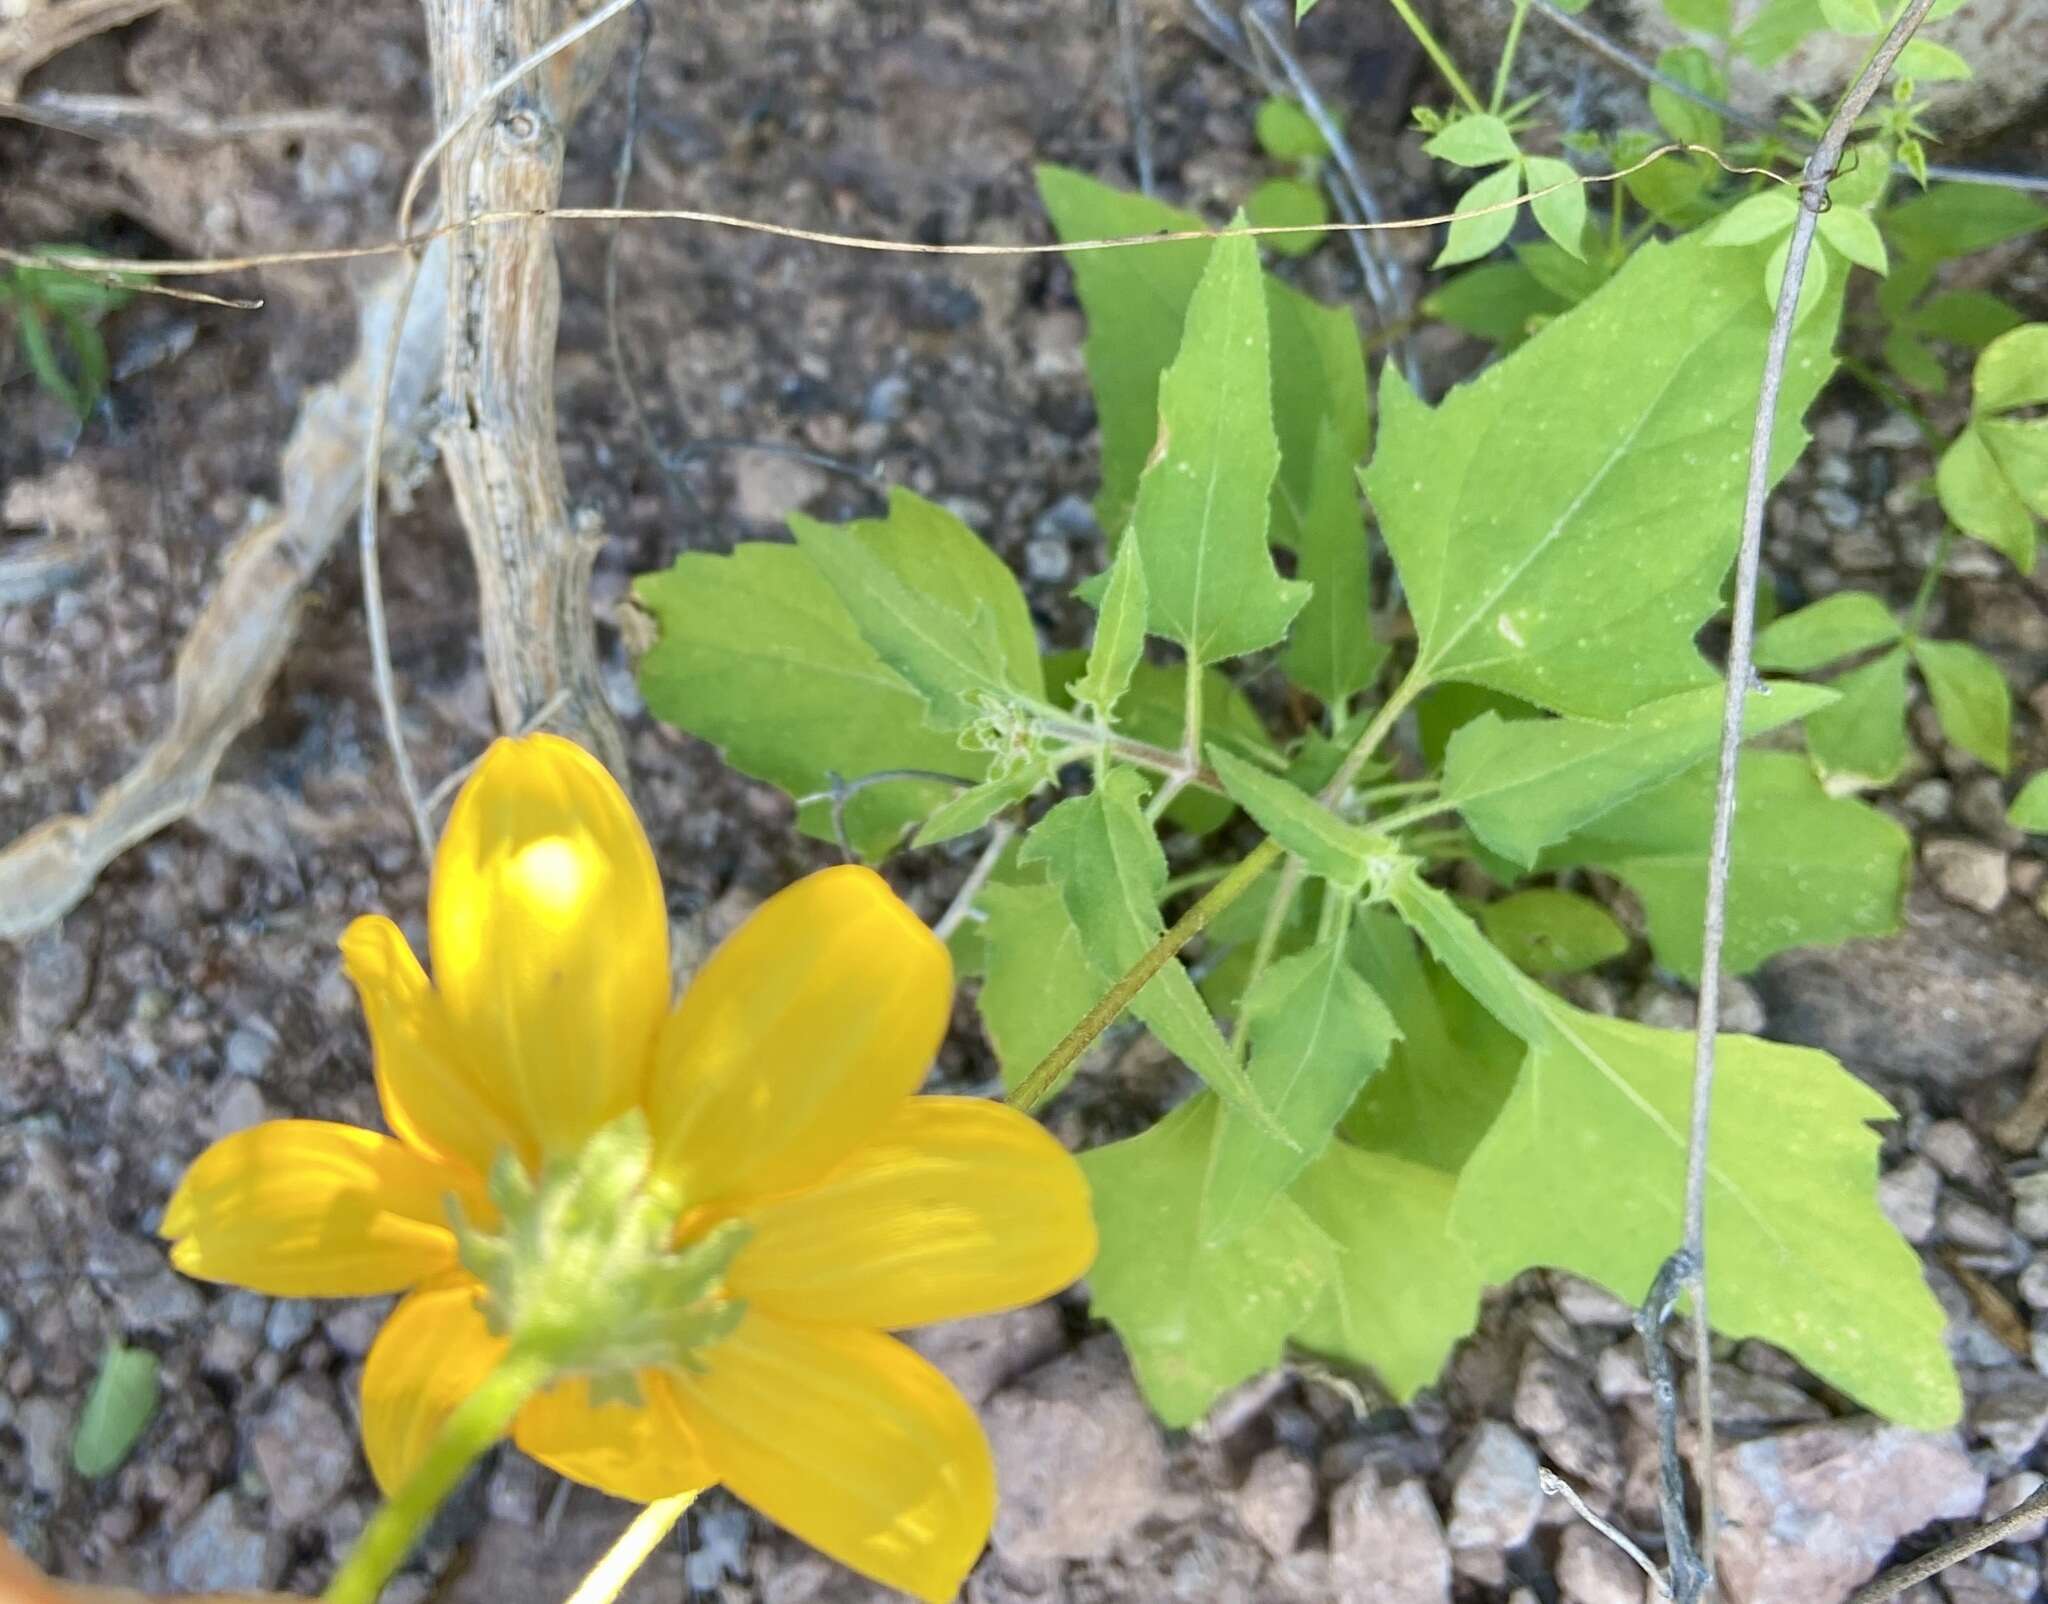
1032;493;1099;545
1940;1197;2018;1258
485;1451;546;1526
1514;1348;1620;1497
685;1499;750;1591
2018;1257;2048;1311
1596;1342;1651;1404
1829;526;1890;567
1233;1449;1316;1558
2012;1173;2048;1242
1556;1522;1648;1604
909;1305;1064;1408
1982;1472;2047;1544
264;1297;317;1353
249;1379;354;1523
1905;779;1955;821
208;1077;269;1138
1922;1120;1997;1190
1022;538;1071;586
1943;1556;2036;1604
1958;776;2026;850
201;1322;260;1377
1446;1422;1542;1551
166;1491;282;1593
15;928;91;1051
1328;1473;1451;1604
18;1396;68;1496
323;1299;391;1359
732;453;828;524
1553;1275;1635;1329
1879;1157;1942;1244
1970;1372;2048;1464
223;1023;278;1080
1926;840;2011;915
1683;1367;1827;1430
984;1336;1166;1565
1711;1422;1984;1604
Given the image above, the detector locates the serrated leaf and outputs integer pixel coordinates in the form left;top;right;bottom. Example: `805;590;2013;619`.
1805;646;1911;789
1386;874;1553;1043
1650;47;1728;145
1291;1143;1485;1400
73;1342;160;1480
1522;156;1588;259
1443;681;1836;866
1021;770;1288;1138
794;489;1044;727
1817;0;1881;30
1755;590;1902;670
1209;746;1386;889
912;768;1043;849
1083;1095;1339;1426
1974;323;2048;415
635;544;983;859
1257;97;1329;161
1434;164;1523;268
1268;280;1373;549
1544;751;1910;980
1246;178;1328;258
1912;637;2012;773
1705;191;1797;248
1895;37;1973;80
1884;184;2047;263
1448;1003;1960;1429
1424;113;1520;169
1365;233;1840;719
1818;204;1889;275
1127;223;1309;663
976;878;1102;1093
1203;942;1400;1245
2009;772;2048;832
1283;422;1384;709
1937;424;2037;570
1069;539;1148;723
1479;889;1630;974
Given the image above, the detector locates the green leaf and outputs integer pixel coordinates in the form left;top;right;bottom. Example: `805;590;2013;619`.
794;489;1044;727
1209;746;1388;890
1069;538;1148;723
1764;229;1834;328
1983;419;2048;518
1422;262;1567;348
1083;1095;1339;1426
1649;47;1728;144
1434;164;1523;268
16;301;86;419
1424;113;1520;169
1291;1143;1486;1400
1973;323;2048;415
1937;424;2036;570
1818;204;1889;276
1297;0;1321;17
1267;279;1373;548
1817;0;1881;30
1448;1004;1960;1429
1480;888;1630;974
1738;0;1825;62
2009;772;2048;833
1884;329;1947;393
1894;38;1973;80
73;1342;160;1480
1908;290;2024;349
1912;637;2012;774
1365;233;1840;719
1806;646;1912;789
1246;178;1329;258
912;768;1043;849
1282;421;1385;709
1127;222;1309;663
1884;184;2046;263
1523;157;1588;259
976;878;1102;1093
1442;681;1837;866
635;545;982;859
1663;0;1733;36
1705;191;1798;248
1021;770;1287;1137
1515;240;1613;305
1754;590;1902;671
1544;751;1910;980
1829;138;1893;212
1203;943;1400;1245
1256;97;1329;161
1386;874;1553;1043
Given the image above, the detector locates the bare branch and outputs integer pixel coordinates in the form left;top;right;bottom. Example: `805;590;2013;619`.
1115;0;1157;195
1540;1469;1668;1597
1848;1484;2048;1604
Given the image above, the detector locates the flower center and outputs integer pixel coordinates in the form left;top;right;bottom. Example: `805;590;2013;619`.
450;1110;749;1391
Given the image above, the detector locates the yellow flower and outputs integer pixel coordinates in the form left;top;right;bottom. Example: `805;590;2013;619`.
160;734;1096;1603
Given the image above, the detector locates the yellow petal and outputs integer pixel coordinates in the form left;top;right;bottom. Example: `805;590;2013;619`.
727;1097;1096;1329
161;1121;480;1297
340;914;532;1177
430;734;670;1153
649;866;951;1206
672;1313;992;1603
513;1373;716;1503
359;1276;508;1493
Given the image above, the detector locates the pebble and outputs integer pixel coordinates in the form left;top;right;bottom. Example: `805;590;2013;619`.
1943;1557;2037;1604
1958;776;2026;850
208;1077;269;1138
1553;1275;1635;1329
1923;1120;1998;1190
1879;1156;1942;1244
1328;1473;1452;1604
323;1299;391;1359
1233;1448;1317;1558
2012;1173;2048;1242
166;1491;282;1593
2017;1257;2048;1311
984;1336;1167;1565
1446;1422;1542;1551
264;1297;317;1353
1022;537;1072;586
1970;1372;2048;1465
18;1396;69;1496
1595;1341;1652;1404
1032;493;1099;545
223;1023;278;1079
249;1378;355;1523
1941;1196;2019;1258
1905;779;1955;821
15;928;91;1051
1556;1522;1648;1604
1982;1472;2048;1544
1712;1422;1984;1604
1683;1367;1827;1430
1514;1348;1620;1497
909;1305;1063;1408
1925;840;2011;915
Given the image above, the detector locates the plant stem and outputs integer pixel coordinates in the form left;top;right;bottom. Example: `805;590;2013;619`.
322;1346;554;1604
1232;855;1306;1051
564;1493;699;1604
1326;668;1426;801
1492;0;1532;113
1148;654;1206;822
1904;522;1956;638
932;819;1016;942
1384;0;1487;115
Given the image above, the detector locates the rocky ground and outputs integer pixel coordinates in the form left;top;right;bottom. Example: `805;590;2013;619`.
4;1;2048;1602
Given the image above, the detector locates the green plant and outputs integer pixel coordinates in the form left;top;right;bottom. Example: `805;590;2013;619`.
0;245;133;420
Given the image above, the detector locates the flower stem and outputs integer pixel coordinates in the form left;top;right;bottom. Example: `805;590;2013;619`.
1384;0;1486;115
565;1493;699;1604
323;1345;555;1604
1492;0;1531;113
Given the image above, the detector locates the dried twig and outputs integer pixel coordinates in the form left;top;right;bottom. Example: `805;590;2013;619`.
1540;1469;1667;1597
0;91;374;143
1848;1484;2048;1604
1646;4;1940;1598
